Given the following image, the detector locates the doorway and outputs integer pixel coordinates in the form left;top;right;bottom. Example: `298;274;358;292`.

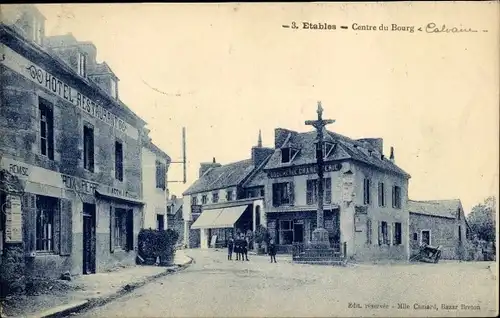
293;220;304;243
82;203;96;275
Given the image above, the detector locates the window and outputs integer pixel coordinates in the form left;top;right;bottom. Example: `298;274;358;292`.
255;206;261;228
306;178;332;205
363;178;371;205
36;196;58;252
191;196;198;206
115;141;123;181
279;220;293;245
212;192;219;203
157;214;165;231
226;190;233;201
272;182;294;206
315;142;336;159
457;209;461;220
83;125;94;172
393;222;402;245
421;230;430;245
458;225;462;242
260;188;265;197
366;219;372;244
110;79;117;99
114;208;132;250
155;160;166;190
379;221;389;245
392;185;402;209
281;148;291;163
413;233;418;241
378;182;385;207
77;52;87;77
201;195;208;204
33;17;43;45
39;98;54;160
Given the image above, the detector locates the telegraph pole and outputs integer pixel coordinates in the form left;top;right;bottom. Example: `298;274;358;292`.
305;101;335;248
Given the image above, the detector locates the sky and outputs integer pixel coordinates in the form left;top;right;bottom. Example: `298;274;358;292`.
33;2;498;213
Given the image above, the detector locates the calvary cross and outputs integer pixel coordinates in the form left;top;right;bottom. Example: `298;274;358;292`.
304;101;336;130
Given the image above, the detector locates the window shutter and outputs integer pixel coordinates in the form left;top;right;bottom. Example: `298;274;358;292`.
110;206;115;253
53;201;60;254
59;199;72;256
367;179;370;204
392;187;396;208
377;221;382;246
387;223;392;246
325;178;332;204
366;219;372;244
48;108;54;160
289;182;295;205
22;193;37;254
306;181;312;205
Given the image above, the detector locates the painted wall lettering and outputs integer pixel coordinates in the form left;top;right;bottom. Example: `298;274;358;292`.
268;163;342;178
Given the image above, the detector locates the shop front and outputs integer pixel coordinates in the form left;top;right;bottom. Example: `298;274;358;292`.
266;209;341;253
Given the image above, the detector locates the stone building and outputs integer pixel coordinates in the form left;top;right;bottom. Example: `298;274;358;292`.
0;5;166;289
141;136;171;231
166;194;184;245
182;132;273;249
408;199;471;260
262;128;411;261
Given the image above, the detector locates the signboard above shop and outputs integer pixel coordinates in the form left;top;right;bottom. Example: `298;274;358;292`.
267;163;343;179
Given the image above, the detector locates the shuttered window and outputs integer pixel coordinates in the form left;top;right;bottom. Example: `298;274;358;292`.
363;178;371;205
306;179;331;205
23;193;37;254
272;182;294;206
393;222;402;245
378;182;385;207
83;125;95;172
39;98;54;160
392;185;402;209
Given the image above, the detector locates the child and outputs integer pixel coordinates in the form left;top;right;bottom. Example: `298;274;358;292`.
268;239;277;263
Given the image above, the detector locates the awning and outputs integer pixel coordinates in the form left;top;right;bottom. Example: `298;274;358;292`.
211;205;247;228
191;209;223;229
95;190;145;206
190;205;248;229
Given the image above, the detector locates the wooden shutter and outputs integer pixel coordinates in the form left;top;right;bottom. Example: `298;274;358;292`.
59;199;72;256
110;206;115;252
306;180;313;205
272;184;279;207
366;219;372;244
387;223;392;246
392;186;396;208
22;193;37;254
53;200;60;254
47;107;54;160
324;178;332;204
377;221;382;246
288;182;295;205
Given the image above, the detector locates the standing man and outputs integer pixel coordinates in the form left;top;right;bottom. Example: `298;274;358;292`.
235;235;241;261
227;236;234;261
242;235;249;261
269;239;277;263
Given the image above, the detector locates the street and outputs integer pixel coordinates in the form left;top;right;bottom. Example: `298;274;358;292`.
77;249;498;317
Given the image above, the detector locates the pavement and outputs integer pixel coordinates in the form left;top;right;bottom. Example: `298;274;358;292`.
1;250;192;318
76;249;498;318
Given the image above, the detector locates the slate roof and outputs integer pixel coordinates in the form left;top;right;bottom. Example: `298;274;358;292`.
408;199;462;219
167;197;183;215
182;159;255;195
243;168;268;187
264;129;410;177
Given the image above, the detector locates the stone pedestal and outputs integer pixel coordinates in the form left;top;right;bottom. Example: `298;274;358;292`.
311;227;331;249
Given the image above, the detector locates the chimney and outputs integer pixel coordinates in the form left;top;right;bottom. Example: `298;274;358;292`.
257;130;262;148
2;5;46;46
274;128;297;148
390;146;395;163
199;159;222;178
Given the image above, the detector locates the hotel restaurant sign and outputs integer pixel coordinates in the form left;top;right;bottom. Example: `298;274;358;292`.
0;44;138;140
267;163;343;178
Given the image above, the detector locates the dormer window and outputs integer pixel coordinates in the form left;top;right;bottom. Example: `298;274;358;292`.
315;142;336;159
110;78;117;99
78;52;87;77
281;147;299;164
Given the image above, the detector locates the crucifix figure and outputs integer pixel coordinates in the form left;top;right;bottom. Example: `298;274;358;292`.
305;101;335;247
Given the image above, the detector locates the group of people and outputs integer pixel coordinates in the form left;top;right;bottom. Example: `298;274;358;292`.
227;235;278;263
227;235;249;261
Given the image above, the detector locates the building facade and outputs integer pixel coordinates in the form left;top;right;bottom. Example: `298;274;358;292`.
166;194;184;245
141;138;170;231
183;133;273;249
0;5;166;287
262;128;411;261
409;199;471;260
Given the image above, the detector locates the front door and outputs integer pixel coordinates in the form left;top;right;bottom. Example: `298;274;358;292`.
82;203;96;274
293;221;304;243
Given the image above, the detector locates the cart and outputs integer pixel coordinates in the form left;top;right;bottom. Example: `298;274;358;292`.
410;243;442;263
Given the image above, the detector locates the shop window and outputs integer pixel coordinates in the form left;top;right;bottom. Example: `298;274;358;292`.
279;220;293;245
393;222;402;245
39;98;54;160
363;178;371;205
83;124;94;172
114;208;133;250
115;140;123;181
272;182;294;206
392;185;402;209
157;214;165;231
378;182;385;207
212;192;219;203
36;195;59;252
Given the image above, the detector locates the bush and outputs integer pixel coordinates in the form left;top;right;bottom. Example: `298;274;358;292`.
138;229;179;266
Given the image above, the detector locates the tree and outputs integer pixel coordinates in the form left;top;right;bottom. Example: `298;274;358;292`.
467;196;497;242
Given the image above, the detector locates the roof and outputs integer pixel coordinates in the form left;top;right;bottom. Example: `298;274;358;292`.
144;140;170;162
90;62;118;78
408;199;462;219
243;168;268;187
264;129;410;177
183;159;255;195
167;197;183;215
